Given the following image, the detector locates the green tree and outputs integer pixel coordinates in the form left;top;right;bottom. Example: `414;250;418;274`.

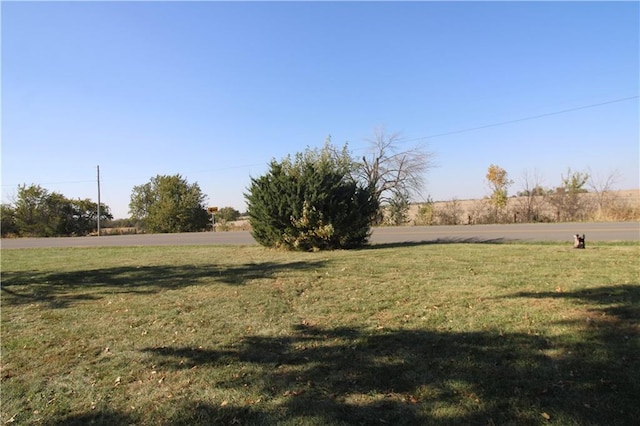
1;204;18;237
65;198;113;235
129;174;209;233
550;168;590;222
10;184;111;236
216;207;241;222
245;142;378;251
562;168;590;193
13;184;62;236
386;189;411;225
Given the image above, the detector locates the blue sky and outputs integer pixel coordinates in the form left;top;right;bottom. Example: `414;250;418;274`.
2;1;638;219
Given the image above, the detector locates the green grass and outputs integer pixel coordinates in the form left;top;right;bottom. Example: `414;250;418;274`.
1;242;639;425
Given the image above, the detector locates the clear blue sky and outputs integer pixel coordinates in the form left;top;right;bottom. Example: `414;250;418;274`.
2;1;638;219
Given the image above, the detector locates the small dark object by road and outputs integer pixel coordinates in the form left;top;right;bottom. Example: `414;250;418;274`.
574;234;586;249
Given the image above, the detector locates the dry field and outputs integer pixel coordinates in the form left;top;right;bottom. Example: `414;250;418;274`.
408;189;640;225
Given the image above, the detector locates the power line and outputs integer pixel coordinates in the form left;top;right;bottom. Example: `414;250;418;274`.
1;179;95;188
401;95;639;143
3;95;636;189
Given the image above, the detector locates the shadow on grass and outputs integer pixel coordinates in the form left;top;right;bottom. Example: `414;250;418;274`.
510;284;640;321
365;237;508;250
140;326;638;425
0;259;326;309
44;410;134;426
42;284;639;425
136;287;638;426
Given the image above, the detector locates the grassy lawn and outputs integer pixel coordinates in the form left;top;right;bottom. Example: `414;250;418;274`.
1;242;638;425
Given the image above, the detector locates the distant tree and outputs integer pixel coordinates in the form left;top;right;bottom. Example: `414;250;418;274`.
562;168;590;193
414;197;435;226
245;142;378;250
515;169;550;222
355;127;434;224
586;169;639;220
385;189;411;225
13;184;63;236
516;186;549;197
486;165;513;209
484;165;513;223
129;174;209;233
10;184;111;236
435;198;463;225
1;204;18;237
216;207;241;222
549;168;590;222
64;198;113;235
588;168;622;217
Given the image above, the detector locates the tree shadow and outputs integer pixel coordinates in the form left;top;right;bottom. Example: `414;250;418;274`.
45;409;134;426
364;237;507;250
34;283;639;424
510;284;640;321
139;317;639;425
0;259;326;309
504;283;640;423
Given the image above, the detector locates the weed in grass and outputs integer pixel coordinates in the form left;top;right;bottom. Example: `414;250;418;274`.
1;243;638;425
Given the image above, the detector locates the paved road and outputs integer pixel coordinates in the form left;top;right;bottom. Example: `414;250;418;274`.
2;222;638;249
370;222;639;244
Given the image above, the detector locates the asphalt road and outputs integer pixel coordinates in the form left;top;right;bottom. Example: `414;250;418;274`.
2;222;638;249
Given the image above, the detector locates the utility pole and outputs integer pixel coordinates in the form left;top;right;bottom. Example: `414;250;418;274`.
97;165;101;236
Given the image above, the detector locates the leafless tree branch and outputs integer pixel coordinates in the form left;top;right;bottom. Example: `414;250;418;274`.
357;126;435;207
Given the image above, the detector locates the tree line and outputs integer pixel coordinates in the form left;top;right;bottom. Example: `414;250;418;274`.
1;184;113;237
2;128;429;244
3;131;635;245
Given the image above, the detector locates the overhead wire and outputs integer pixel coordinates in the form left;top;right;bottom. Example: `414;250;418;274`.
400;95;639;144
2;95;637;188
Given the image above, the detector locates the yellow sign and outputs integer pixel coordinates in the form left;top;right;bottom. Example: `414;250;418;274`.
207;207;218;214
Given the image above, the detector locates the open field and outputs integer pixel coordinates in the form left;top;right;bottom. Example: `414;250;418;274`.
1;243;639;425
409;189;640;225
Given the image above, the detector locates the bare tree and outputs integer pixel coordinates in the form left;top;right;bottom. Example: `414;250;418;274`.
434;198;463;225
357;127;435;223
587;168;622;217
516;169;549;222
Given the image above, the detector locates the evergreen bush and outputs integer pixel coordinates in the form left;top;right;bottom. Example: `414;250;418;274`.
245;144;378;251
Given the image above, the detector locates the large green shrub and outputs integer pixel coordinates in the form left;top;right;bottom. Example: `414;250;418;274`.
245;144;378;251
